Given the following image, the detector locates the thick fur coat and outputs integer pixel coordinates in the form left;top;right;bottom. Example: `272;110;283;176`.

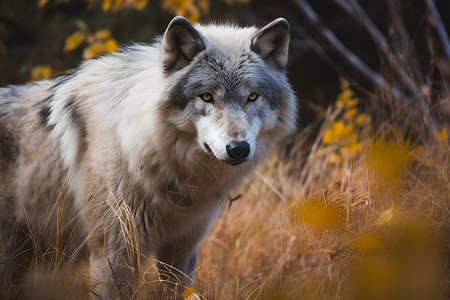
0;16;297;296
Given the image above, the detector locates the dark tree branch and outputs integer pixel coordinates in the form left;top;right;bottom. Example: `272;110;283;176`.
332;0;426;103
384;0;426;86
107;258;124;297
291;0;425;121
426;0;450;59
291;25;350;78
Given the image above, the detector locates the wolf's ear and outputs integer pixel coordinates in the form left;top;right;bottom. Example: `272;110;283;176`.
162;16;205;74
251;18;290;70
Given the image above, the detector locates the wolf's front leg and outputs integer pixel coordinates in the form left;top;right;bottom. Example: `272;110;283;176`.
89;245;140;299
156;239;198;297
87;227;140;299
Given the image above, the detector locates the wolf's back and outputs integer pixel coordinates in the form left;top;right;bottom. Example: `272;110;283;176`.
1;80;84;272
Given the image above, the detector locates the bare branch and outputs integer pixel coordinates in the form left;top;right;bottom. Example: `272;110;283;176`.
426;0;450;59
291;25;350;78
384;0;408;57
107;258;124;297
291;0;420;117
384;0;426;85
332;0;425;101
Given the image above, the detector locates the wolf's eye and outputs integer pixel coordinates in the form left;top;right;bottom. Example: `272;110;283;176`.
248;92;259;102
200;93;213;102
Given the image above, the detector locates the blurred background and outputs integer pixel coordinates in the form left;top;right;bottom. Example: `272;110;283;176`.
1;0;449;128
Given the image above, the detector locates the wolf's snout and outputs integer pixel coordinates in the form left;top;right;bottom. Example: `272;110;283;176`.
226;141;250;160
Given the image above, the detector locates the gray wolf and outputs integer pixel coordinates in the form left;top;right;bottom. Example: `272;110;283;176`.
0;16;297;297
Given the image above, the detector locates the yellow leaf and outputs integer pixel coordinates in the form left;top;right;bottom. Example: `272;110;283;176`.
184;2;200;22
336;95;346;108
355;113;370;124
182;287;195;299
132;0;149;10
338;121;353;137
38;0;49;8
83;42;105;59
163;0;191;10
297;199;339;228
337;92;358;108
435;127;448;142
94;29;111;40
344;108;358;119
163;0;202;22
322;127;336;144
336;78;359;108
31;65;52;81
113;0;123;10
345;97;358;108
104;38;118;52
341;141;361;157
322;120;354;145
64;31;84;52
347;142;361;155
102;0;112;11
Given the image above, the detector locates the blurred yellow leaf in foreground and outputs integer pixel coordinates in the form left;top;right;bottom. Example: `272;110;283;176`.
354;260;396;298
355;233;382;255
296;199;339;228
369;140;411;181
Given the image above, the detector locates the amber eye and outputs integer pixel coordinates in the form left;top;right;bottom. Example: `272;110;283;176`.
200;93;213;102
248;92;259;102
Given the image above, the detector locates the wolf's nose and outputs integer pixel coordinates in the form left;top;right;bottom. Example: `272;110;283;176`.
226;141;250;159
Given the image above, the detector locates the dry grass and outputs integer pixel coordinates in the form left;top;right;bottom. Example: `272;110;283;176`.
193;133;448;299
2;93;449;300
192;94;449;299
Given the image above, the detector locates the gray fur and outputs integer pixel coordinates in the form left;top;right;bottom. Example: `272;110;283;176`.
0;16;297;297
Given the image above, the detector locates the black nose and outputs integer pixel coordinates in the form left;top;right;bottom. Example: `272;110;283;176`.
226;141;250;160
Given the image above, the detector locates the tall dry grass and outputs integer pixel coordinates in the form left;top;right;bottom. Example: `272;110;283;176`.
1;82;448;300
192;81;449;300
195;140;448;299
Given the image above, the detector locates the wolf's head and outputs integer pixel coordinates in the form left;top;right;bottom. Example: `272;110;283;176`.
160;16;297;166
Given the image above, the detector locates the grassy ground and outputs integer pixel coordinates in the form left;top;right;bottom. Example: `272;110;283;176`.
192;83;449;299
2;83;449;299
195;134;449;299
